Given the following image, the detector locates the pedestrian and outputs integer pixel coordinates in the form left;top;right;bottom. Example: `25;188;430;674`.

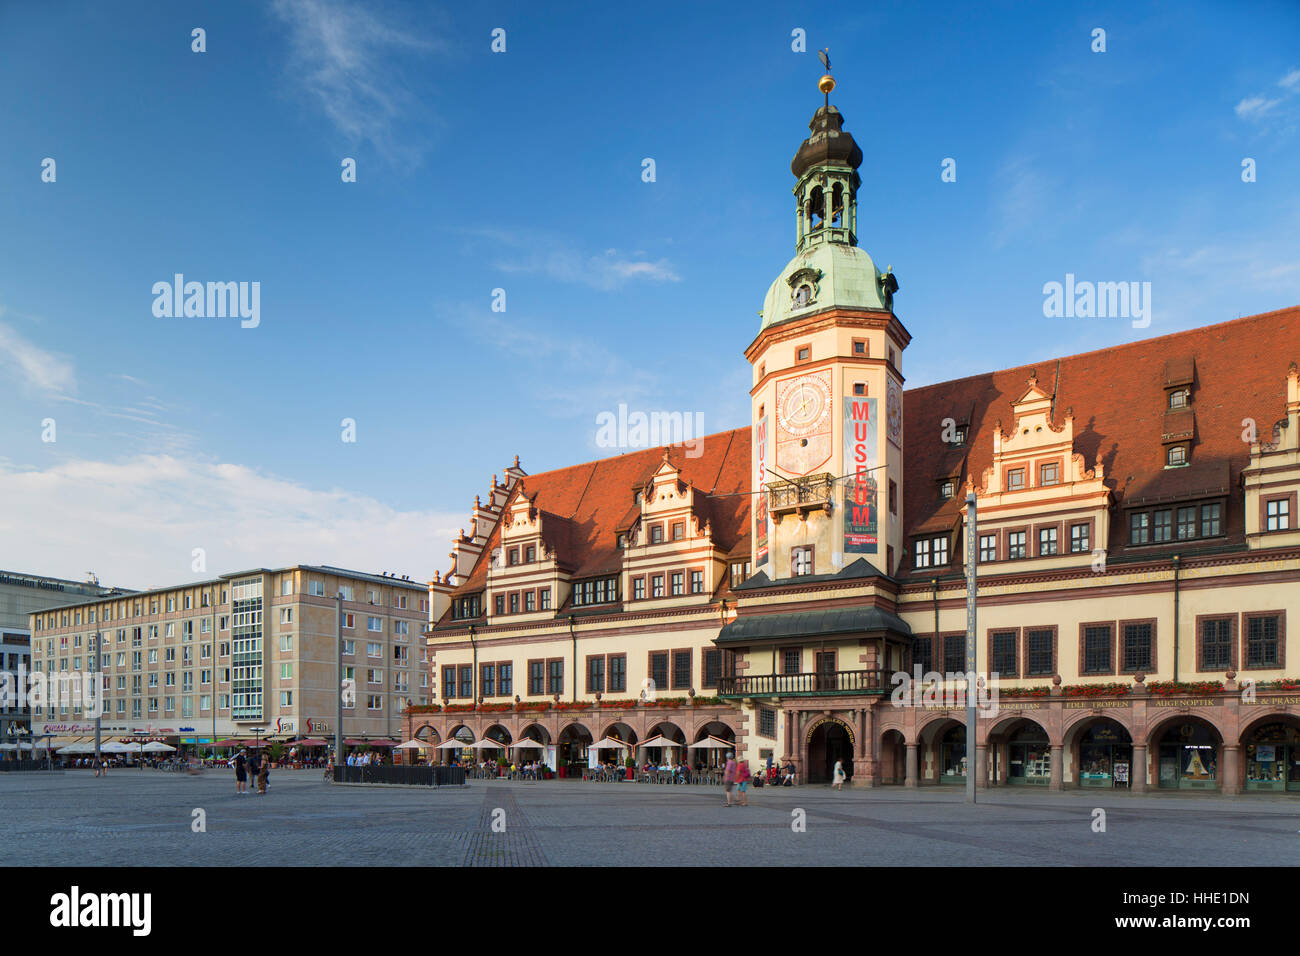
832;759;846;791
234;748;247;794
736;758;751;806
256;756;269;795
722;753;737;807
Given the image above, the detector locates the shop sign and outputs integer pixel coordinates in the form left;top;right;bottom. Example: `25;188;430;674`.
274;718;294;733
994;702;1041;711
1244;695;1300;706
1065;700;1130;709
306;718;329;733
804;716;855;745
1152;698;1220;708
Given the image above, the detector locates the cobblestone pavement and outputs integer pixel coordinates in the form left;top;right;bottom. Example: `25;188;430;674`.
3;769;1297;866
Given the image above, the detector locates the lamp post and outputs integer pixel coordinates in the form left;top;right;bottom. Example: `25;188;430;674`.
335;591;344;768
92;628;102;774
964;491;979;805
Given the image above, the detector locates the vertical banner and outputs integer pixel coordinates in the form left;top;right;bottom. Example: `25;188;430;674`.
754;415;769;566
843;397;878;553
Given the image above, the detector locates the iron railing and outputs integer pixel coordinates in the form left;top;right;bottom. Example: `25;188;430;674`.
717;669;889;698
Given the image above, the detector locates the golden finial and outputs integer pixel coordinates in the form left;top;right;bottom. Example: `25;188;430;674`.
817;48;834;98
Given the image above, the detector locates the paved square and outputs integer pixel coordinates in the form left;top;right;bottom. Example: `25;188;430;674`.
3;769;1297;866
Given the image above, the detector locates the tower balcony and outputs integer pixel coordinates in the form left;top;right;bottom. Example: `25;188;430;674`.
766;472;835;523
717;669;889;699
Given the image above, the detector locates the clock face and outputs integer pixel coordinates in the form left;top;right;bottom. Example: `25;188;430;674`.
777;373;832;436
775;370;834;474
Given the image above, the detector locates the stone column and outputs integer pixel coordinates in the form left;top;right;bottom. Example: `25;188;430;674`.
1221;745;1240;796
857;706;876;787
782;708;793;761
905;742;918;788
1049;744;1064;792
1131;743;1147;793
975;743;989;790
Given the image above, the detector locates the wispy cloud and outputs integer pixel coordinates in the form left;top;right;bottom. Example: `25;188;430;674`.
0;318;76;395
462;228;681;290
269;0;444;165
1235;67;1300;126
0;456;460;587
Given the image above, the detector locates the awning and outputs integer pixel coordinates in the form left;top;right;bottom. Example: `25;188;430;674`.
638;735;683;749
394;740;424;749
468;738;506;750
343;739;396;747
717;605;911;645
687;736;736;750
509;738;547;750
288;738;328;747
434;740;466;750
589;737;629;750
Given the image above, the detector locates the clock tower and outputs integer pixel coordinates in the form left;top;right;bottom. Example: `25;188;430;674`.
746;70;911;583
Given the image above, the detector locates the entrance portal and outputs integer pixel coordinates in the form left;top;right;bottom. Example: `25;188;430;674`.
807;719;853;783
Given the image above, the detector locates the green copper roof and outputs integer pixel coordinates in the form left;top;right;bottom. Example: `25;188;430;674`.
759;241;890;331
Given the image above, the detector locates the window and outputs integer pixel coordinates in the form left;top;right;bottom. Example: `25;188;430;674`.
587;656;605;693
1168;389;1188;409
1153;509;1172;543
991;631;1017;676
651;575;665;598
338;585;354;602
278;635;292;652
1175;506;1197;540
1200;618;1232;671
888;480;897;514
1007;468;1025;491
528;661;544;696
1038;527;1058;557
507;548;519;566
781;649;800;675
540;589;551;610
494;595;505;615
367;616;382;632
650;524;664;544
759;706;777;737
279;663;293;680
608;655;626;693
1039;462;1059;486
1082;624;1112;674
367;642;381;657
979;534;998;562
279;607;293;625
1201;502;1222;537
939;480;954;499
649;652;669;690
1167;445;1187;467
547;660;564;695
524;591;536;612
690;570;704;594
633;578;646;600
1122;622;1154;673
481;663;495;697
792;546;813;576
1130;512;1150;545
796;346;811;362
1265;498;1291;532
342;639;355;656
671;572;684;596
459;665;473;699
943;635;965;674
1244;613;1281;669
671;521;685;541
1007;531;1027;559
509;593;519;614
1025;629;1054;676
852;338;867;356
1069;523;1090;553
309;580;325;597
853;383;866;396
341;613;355;629
281;578;294;596
703;648;723;688
499;663;513;696
672;650;691;689
525;545;536;563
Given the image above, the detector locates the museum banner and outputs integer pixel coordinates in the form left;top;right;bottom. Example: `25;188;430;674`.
754;415;769;566
843;397;878;553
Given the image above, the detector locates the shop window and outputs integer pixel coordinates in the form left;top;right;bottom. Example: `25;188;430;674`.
1006;725;1051;786
1244;723;1300;792
1157;724;1218;790
1079;721;1133;789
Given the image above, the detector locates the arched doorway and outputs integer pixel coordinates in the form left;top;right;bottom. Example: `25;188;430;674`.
1153;718;1222;790
1240;716;1300;792
691;721;735;772
879;729;905;785
1074;718;1133;789
938;724;966;784
557;723;593;778
806;716;854;783
483;724;513;746
1001;719;1050;786
644;722;686;766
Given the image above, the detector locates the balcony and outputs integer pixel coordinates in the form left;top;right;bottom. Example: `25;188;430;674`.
717;669;889;699
766;472;836;523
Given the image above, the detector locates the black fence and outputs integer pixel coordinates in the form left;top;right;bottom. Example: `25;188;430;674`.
717;669;889;697
333;764;466;787
0;760;53;772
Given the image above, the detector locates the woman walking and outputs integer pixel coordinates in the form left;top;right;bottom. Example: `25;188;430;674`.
832;759;846;790
234;748;248;794
256;756;269;795
736;758;751;806
722;753;737;807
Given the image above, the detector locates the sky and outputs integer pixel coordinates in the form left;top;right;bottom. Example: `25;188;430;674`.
1;0;1298;588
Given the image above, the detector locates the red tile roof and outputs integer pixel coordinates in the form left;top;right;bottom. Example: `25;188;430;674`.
439;305;1299;602
902;305;1300;566
445;429;752;601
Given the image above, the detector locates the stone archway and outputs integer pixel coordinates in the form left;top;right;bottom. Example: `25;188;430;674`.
1148;714;1224;791
1238;713;1300;793
1065;716;1133;790
879;729;906;785
986;716;1051;788
805;715;856;784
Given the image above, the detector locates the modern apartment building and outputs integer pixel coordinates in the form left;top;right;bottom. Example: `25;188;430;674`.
30;565;430;748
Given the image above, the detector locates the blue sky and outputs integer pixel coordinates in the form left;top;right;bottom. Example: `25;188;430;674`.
2;0;1298;586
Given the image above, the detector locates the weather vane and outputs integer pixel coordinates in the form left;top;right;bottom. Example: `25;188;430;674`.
817;48;835;107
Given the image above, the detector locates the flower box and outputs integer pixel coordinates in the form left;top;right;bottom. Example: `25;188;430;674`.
1145;680;1224;696
1064;683;1131;698
996;686;1052;699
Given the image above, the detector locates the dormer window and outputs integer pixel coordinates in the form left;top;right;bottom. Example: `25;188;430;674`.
952;425;968;446
1168;389;1188;409
1167;445;1188;467
939;480;954;499
617;533;627;550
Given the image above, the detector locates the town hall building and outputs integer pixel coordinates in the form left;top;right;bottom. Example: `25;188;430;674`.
407;72;1300;795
